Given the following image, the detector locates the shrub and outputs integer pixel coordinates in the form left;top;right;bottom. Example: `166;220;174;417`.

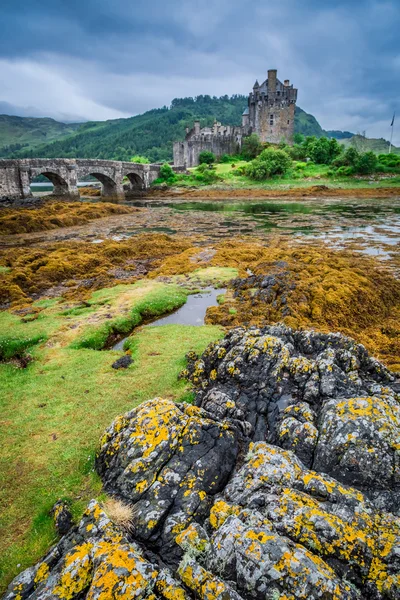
246;148;292;180
155;162;177;185
241;134;263;160
288;144;307;161
194;166;219;184
159;163;175;180
336;166;355;176
198;151;215;165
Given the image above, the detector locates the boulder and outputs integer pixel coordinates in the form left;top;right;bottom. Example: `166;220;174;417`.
4;326;400;600
96;398;239;564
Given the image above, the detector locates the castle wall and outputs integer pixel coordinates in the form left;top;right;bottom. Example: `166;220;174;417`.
173;124;245;168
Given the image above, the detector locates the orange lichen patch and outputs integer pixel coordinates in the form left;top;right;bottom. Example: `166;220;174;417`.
300;472;364;502
52;543;94;600
274;488;373;562
176;523;209;554
209;500;240;529
178;560;227;600
202;239;400;370
155;573;188;600
86;541;158;600
34;562;50;586
0;200;135;235
0;233;191;306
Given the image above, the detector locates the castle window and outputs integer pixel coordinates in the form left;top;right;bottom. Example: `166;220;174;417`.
270;114;273;119
287;120;290;124
270;120;274;126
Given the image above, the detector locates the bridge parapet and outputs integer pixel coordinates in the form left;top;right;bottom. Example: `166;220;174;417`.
0;159;161;201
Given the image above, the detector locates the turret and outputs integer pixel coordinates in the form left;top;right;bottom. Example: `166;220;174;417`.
194;120;200;135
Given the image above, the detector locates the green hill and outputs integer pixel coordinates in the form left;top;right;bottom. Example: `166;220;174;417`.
334;134;400;155
0;115;81;157
4;97;326;163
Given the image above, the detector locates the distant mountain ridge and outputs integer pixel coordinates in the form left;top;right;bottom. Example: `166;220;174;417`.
0;97;397;161
0;115;81;157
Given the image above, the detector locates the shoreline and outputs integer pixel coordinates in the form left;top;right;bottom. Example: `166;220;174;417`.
149;184;400;200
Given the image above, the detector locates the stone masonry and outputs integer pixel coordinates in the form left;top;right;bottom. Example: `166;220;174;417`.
173;68;297;167
0;159;162;202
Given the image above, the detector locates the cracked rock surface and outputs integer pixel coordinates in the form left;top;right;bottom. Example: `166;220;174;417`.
4;326;400;600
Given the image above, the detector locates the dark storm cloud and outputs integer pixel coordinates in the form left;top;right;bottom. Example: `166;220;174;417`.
0;0;399;142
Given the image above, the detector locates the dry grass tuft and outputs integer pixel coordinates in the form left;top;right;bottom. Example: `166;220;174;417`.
102;497;134;530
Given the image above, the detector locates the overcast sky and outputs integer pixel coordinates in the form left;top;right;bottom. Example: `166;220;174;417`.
1;0;399;143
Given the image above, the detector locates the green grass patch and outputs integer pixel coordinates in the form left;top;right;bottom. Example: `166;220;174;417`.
70;283;189;350
0;333;46;360
0;322;222;590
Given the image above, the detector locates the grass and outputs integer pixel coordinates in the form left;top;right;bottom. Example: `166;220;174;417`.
0;282;222;590
171;160;400;191
70;282;188;350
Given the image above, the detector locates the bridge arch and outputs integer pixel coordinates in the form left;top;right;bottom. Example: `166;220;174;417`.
79;171;120;198
125;171;145;192
31;170;70;196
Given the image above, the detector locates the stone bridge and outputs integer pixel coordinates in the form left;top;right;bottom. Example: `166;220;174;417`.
0;159;163;201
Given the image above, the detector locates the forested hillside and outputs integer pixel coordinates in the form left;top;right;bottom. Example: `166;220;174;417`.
5;96;327;163
0;115;81;157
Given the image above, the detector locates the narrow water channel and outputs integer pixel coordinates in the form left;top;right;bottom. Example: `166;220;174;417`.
112;288;225;351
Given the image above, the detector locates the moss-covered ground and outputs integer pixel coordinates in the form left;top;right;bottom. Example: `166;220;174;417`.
0;200;136;235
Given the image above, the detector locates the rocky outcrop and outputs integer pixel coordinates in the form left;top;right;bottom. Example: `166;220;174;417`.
185;325;400;513
4;326;400;600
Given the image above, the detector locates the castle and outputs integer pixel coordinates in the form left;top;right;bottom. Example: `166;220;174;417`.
173;69;297;168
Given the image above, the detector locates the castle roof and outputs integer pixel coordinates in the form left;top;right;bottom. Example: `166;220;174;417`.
242;107;249;115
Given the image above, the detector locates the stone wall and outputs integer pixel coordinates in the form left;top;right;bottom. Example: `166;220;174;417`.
173;121;248;168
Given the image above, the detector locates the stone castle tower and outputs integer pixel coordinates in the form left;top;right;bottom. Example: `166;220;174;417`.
243;69;298;144
173;68;297;167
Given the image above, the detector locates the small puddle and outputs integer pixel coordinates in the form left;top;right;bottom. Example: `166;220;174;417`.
111;288;226;351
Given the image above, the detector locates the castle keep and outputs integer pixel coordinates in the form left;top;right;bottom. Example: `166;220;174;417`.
173;68;297;167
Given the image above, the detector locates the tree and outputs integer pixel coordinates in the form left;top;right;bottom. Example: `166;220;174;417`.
198;150;215;165
130;155;150;164
328;138;342;162
344;147;360;167
356;151;378;174
293;133;305;144
309;137;331;164
246;148;292;180
241;134;263;160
